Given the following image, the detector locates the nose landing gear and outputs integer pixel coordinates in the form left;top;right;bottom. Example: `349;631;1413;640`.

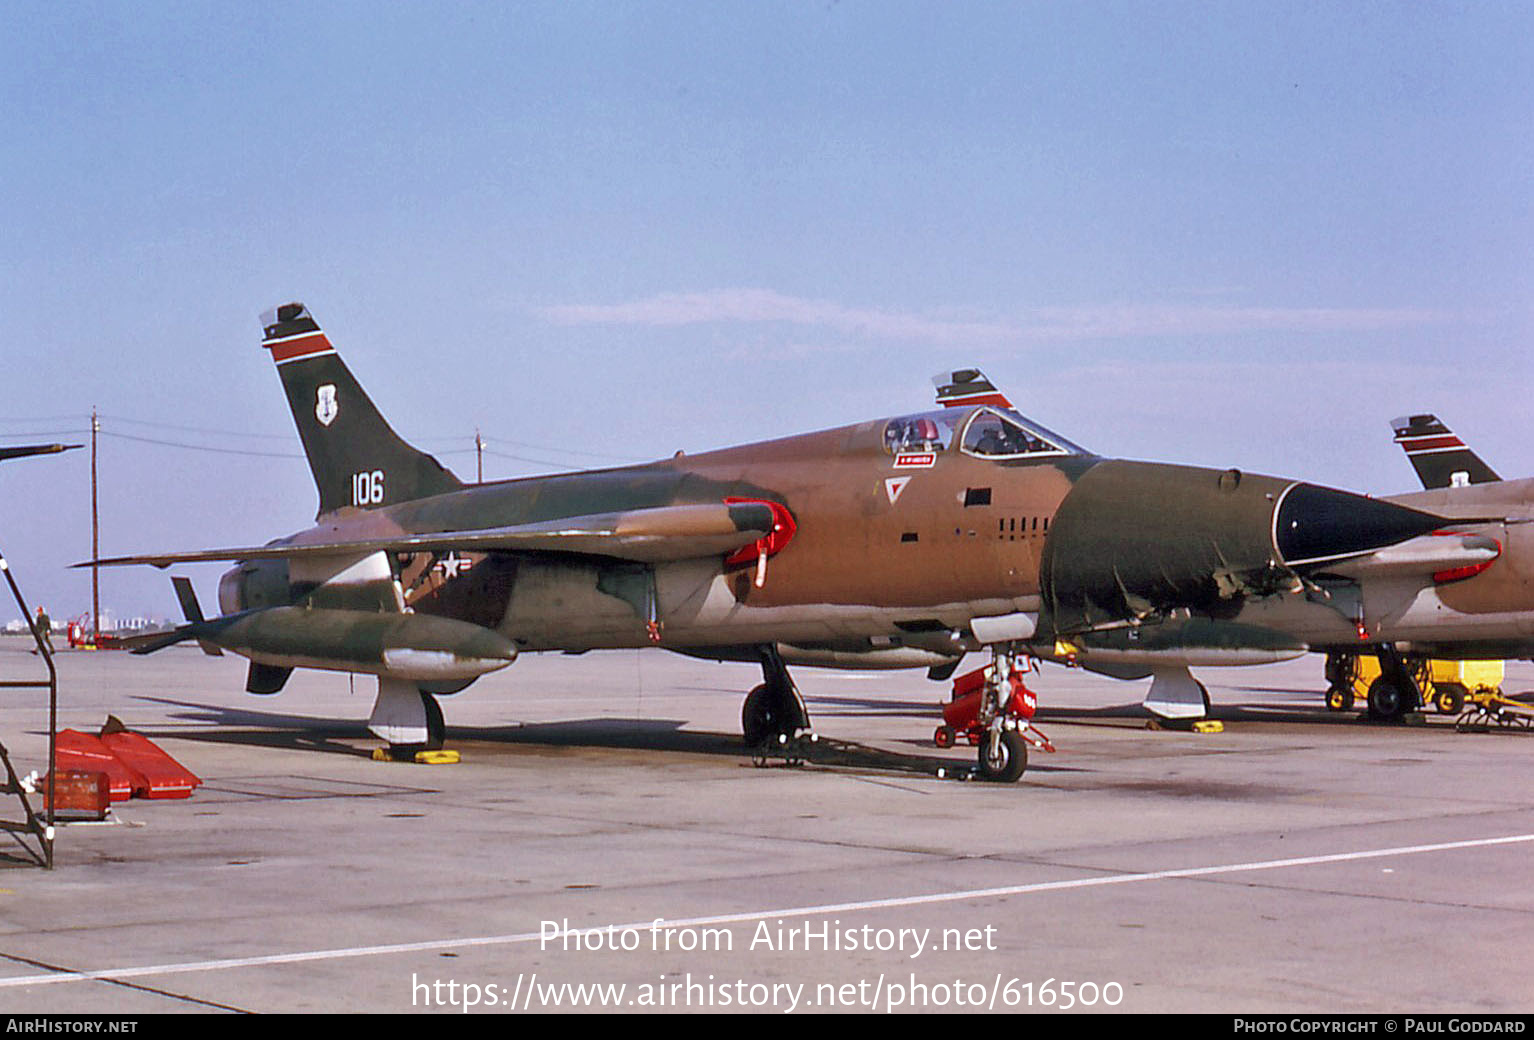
935;650;1054;783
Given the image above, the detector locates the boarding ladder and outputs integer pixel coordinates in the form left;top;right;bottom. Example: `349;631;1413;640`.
0;548;56;868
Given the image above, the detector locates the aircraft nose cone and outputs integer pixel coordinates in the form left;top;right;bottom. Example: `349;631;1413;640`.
1274;483;1445;566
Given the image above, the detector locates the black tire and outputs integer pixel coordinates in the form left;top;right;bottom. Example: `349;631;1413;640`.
742;684;777;746
977;729;1027;783
1367;677;1410;721
1434;683;1467;715
421;692;446;750
742;680;810;746
934;726;956;749
1325;653;1357;689
1326;684;1355;712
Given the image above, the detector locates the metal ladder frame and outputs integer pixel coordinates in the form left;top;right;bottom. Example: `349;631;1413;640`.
0;549;57;869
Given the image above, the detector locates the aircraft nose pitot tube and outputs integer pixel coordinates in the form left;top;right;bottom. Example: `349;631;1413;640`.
1040;460;1446;633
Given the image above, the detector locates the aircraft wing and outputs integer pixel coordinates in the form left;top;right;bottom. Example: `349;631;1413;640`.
83;501;782;569
0;442;81;462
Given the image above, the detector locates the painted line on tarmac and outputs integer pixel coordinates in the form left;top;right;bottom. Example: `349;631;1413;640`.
4;831;1531;989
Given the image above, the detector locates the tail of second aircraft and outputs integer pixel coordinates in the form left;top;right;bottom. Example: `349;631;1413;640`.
262;302;463;517
932;368;1015;410
1390;414;1500;490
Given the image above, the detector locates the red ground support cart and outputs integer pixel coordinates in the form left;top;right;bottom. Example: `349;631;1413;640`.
934;654;1054;781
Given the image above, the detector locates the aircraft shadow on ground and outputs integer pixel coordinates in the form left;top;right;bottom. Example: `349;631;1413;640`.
102;685;1436;766
103;676;1473;779
114;695;1091;775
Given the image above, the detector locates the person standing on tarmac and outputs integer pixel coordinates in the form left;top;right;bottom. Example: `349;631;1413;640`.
31;605;53;654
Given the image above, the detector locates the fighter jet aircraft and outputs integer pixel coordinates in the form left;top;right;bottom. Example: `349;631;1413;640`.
92;303;1503;779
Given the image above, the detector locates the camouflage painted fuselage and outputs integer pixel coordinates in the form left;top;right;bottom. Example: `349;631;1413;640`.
219;408;1513;673
129;302;1534;689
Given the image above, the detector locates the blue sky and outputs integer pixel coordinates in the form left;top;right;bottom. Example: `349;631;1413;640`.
2;2;1531;619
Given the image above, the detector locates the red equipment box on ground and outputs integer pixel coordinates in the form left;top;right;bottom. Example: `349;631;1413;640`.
99;731;201;799
55;729;147;801
38;769;111;820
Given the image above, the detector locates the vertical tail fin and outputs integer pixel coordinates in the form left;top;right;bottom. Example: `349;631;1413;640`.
261;303;463;516
1389;414;1500;489
932;368;1015;409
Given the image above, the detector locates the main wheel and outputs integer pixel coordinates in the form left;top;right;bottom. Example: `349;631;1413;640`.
1326;684;1355;712
421;692;446;750
1367;676;1411;721
742;684;781;746
976;729;1027;783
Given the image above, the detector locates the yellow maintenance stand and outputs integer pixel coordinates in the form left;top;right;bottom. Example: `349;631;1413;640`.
1325;653;1503;716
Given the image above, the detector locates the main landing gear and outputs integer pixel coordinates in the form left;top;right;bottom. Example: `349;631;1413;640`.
1363;644;1423;722
368;677;448;759
741;645;811;748
1325;645;1423;722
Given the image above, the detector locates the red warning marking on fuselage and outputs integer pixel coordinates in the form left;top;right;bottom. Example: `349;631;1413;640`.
894;452;936;469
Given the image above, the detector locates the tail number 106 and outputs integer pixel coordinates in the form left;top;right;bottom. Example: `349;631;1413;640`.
352;470;385;506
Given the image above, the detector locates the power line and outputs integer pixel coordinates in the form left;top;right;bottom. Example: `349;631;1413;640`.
0;428;92;439
99;431;304;459
96;414;294;442
0;414;93;424
5;413;647;467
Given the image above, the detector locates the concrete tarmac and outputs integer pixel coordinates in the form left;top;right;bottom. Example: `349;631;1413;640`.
1;640;1531;1014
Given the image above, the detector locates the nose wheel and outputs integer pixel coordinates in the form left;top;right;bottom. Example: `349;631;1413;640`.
938;650;1051;782
977;728;1027;783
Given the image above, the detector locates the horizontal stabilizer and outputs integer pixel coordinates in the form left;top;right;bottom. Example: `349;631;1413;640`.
127;628;195;655
81;501;780;569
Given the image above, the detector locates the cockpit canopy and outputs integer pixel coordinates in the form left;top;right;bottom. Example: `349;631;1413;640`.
883;411;961;454
882;407;1084;461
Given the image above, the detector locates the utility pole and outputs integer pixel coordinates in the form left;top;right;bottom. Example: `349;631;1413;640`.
91;408;99;643
475;428;485;484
